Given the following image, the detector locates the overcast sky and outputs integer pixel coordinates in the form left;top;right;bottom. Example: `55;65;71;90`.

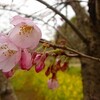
0;0;87;40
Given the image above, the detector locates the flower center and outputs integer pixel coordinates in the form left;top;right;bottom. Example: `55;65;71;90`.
0;44;17;57
19;25;33;36
3;50;16;57
0;44;8;49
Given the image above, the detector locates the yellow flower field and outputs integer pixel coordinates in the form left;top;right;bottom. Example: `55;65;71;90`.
10;67;83;100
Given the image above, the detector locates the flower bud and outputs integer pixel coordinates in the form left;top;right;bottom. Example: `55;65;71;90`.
45;67;51;76
51;65;56;74
55;59;61;71
3;69;14;78
60;62;69;71
47;78;59;90
41;53;48;62
35;62;45;73
32;52;37;64
33;53;42;64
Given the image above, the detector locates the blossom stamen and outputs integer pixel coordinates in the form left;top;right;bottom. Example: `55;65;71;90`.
19;25;33;36
0;44;8;50
3;50;16;57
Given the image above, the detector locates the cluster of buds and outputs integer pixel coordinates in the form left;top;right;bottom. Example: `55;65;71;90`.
3;49;69;90
32;52;48;73
45;55;69;90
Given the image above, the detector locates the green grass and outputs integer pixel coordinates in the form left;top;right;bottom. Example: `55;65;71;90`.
10;66;83;100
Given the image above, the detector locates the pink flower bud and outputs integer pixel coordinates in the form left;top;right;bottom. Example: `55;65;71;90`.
3;69;14;78
47;78;59;90
32;52;37;59
32;52;37;64
19;49;32;70
33;53;42;64
35;62;45;73
34;53;48;65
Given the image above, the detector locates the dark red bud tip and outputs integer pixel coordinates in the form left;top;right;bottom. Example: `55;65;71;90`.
60;62;69;72
56;60;61;71
41;53;48;62
32;52;37;59
45;67;51;76
51;65;56;73
45;53;49;57
52;73;57;79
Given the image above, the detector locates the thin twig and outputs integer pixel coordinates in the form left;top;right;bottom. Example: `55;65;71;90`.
40;39;100;62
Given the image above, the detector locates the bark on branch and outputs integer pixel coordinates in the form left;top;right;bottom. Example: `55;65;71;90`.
40;39;100;62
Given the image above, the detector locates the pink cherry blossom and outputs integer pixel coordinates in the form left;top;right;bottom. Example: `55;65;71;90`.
48;78;59;90
19;49;32;70
9;15;42;49
0;34;21;72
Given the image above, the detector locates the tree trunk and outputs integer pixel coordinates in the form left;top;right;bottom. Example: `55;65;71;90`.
68;0;100;99
0;71;17;100
80;0;100;99
81;32;100;100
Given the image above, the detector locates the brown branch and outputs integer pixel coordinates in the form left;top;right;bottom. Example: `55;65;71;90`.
40;39;100;62
46;3;66;23
36;0;88;44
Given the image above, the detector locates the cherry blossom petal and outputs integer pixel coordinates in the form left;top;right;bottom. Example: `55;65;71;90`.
19;49;32;70
0;51;21;72
0;34;9;43
0;35;21;72
11;15;34;26
28;24;42;49
0;41;20;62
9;23;41;49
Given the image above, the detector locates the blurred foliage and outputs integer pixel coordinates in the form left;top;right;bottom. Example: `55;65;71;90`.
56;16;85;51
10;65;83;100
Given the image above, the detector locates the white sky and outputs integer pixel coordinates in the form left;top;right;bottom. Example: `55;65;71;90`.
0;0;87;40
